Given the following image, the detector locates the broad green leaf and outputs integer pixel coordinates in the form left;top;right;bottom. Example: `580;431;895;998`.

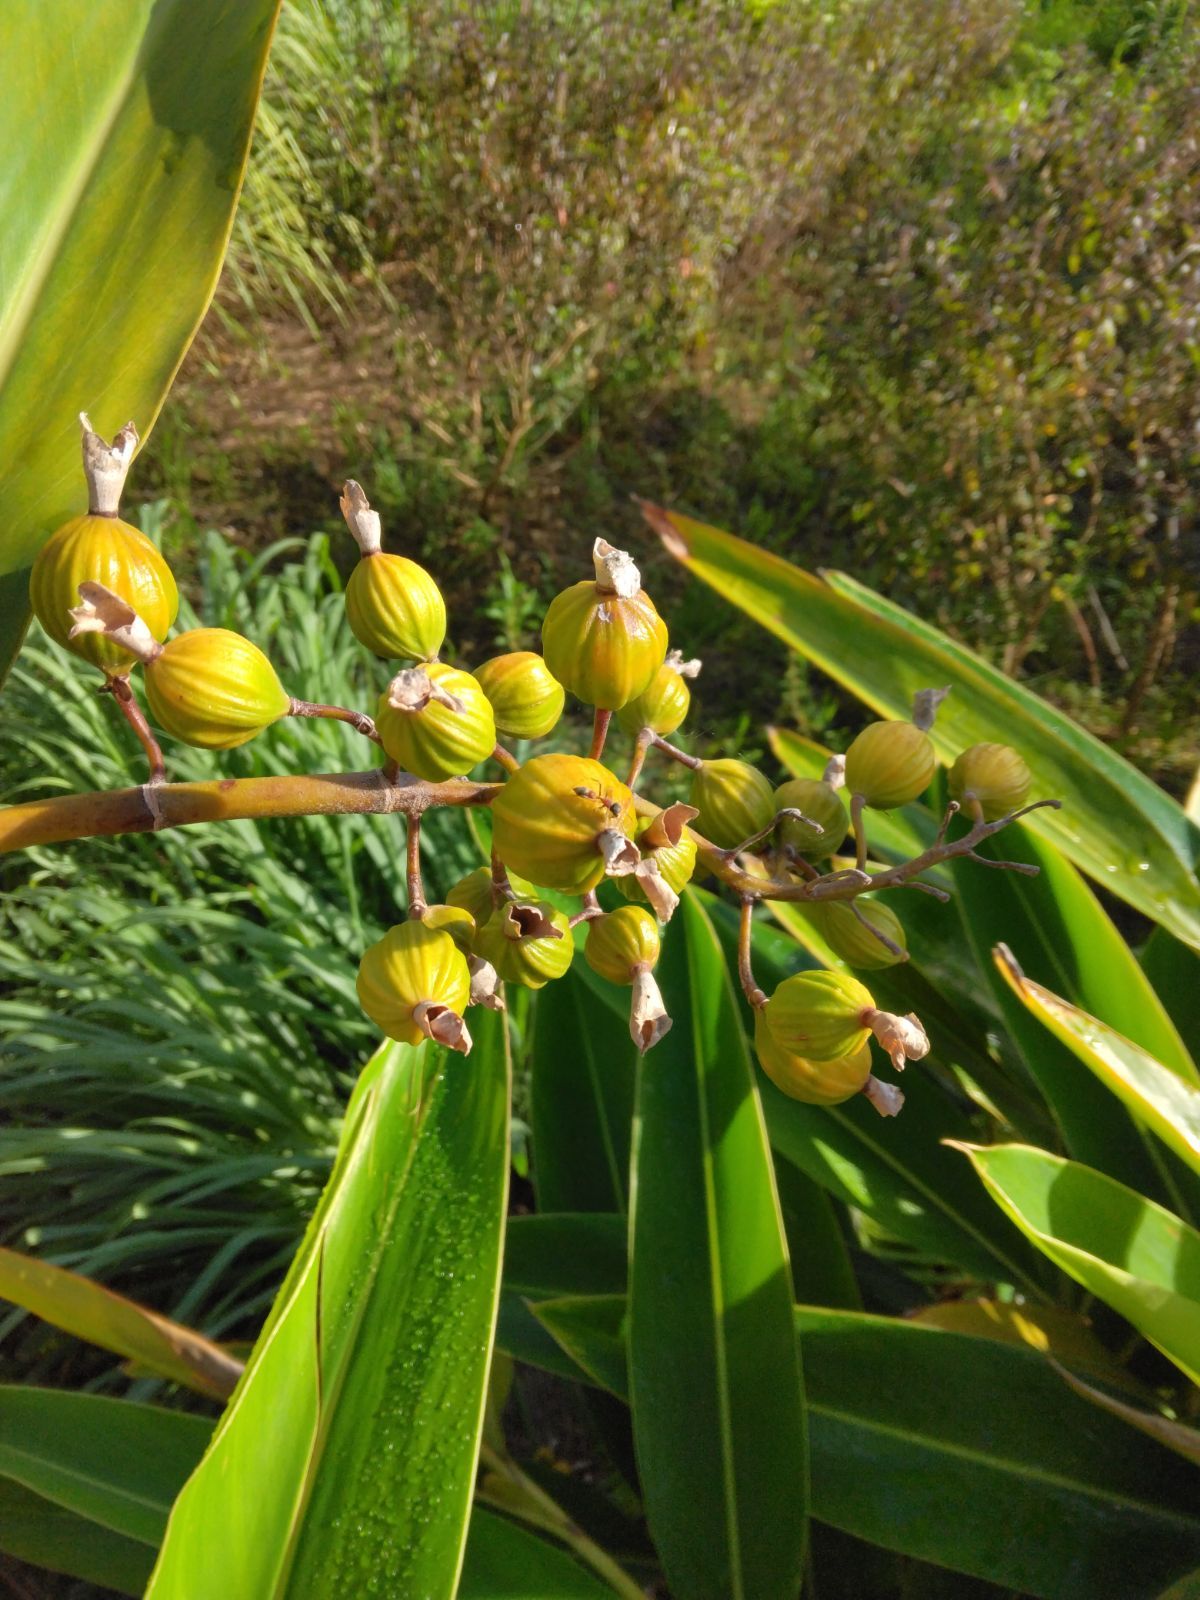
959;1143;1200;1385
533;1295;630;1399
773;1155;861;1309
499;1213;628;1386
994;949;1200;1183
908;1299;1147;1395
0;1387;210;1545
644;502;1200;950
460;1508;628;1599
531;971;635;1213
1143;928;1200;1052
0;1475;153;1597
1049;1362;1200;1471
148;1019;511;1600
628;893;807;1600
0;1246;241;1399
532;1295;1200;1599
0;1;283;676
705;892;1056;1292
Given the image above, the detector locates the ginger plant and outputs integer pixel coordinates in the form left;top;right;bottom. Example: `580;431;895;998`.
1;416;1062;1118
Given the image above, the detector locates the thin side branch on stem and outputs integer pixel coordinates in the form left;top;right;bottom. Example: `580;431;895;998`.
407;814;427;917
589;707;613;763
738;896;768;1009
104;675;165;785
288;698;381;744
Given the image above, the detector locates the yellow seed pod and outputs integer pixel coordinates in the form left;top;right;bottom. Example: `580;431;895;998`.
762;969;875;1063
473;900;574;989
753;1011;872;1106
356;920;472;1050
31;418;178;674
616;651;700;737
818;899;907;970
147;629;290;749
340;481;446;661
617;810;699;905
689;758;775;850
446;865;537;926
375;663;496;782
585;907;661;986
949;742;1032;821
421;903;476;953
844;721;936;809
774;778;849;858
491;753;637;895
474;652;565;740
541;539;668;710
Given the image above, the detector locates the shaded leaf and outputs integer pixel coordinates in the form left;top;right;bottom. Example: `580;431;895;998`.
0;1475;153;1596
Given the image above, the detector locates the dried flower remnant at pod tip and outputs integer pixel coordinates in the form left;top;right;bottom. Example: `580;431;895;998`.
8;439;1064;1098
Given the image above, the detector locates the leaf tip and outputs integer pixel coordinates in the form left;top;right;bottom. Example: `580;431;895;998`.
633;497;690;561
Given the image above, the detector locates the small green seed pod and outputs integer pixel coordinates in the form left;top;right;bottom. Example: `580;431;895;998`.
689;758;775;850
491;753;638;895
774;778;849;858
375;663;496;782
31;417;178;675
949;742;1032;821
843;721;936;809
421;903;477;953
356;920;472;1052
818;899;907;970
616;650;701;737
762;969;876;1063
585;906;661;985
617;806;699;908
753;1011;873;1106
341;481;446;661
541;539;668;710
474;652;565;740
473;899;574;989
446;865;535;927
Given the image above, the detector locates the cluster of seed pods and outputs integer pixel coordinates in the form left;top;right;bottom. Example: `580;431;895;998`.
31;418;1038;1119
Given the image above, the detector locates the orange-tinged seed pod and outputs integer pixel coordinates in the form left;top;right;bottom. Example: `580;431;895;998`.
31;417;177;674
616;650;700;737
340;481;446;661
491;752;637;895
145;629;291;750
762;969;875;1063
844;721;936;809
949;742;1032;821
818;898;907;970
774;778;849;859
754;1011;873;1106
473;899;573;989
585;906;661;985
375;663;496;781
689;758;775;850
474;652;565;740
356;921;472;1052
541;539;668;710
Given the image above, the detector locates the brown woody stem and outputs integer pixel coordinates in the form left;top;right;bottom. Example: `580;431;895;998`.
105;676;165;785
590;707;613;762
627;726;654;789
492;742;520;775
569;889;603;929
407;814;427;917
738;896;768;1009
288;698;380;744
851;791;868;872
652;734;702;771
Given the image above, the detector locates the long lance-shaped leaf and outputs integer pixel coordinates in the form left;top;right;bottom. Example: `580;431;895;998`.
628;893;807;1600
642;502;1200;951
535;1297;1200;1600
0;1247;241;1399
958;1143;1200;1386
460;1508;629;1599
0;2;283;681
0;1475;155;1597
147;1017;511;1599
993;949;1200;1183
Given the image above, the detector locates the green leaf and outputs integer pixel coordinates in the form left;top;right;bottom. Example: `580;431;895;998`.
0;1386;210;1545
498;1213;628;1387
959;1143;1200;1385
644;503;1200;950
0;1475;154;1597
530;1296;1200;1600
460;1508;627;1599
0;1;283;677
532;1295;630;1399
995;948;1200;1182
1143;928;1200;1050
628;893;807;1600
531;971;635;1213
773;1154;861;1309
148;1018;511;1599
0;1246;242;1399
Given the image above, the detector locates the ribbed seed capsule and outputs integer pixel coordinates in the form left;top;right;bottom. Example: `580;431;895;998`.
446;865;536;926
31;417;178;674
949;742;1032;820
615;650;701;737
340;481;446;660
375;663;496;781
541;539;668;710
754;1011;873;1106
356;921;472;1052
844;721;936;809
474;652;565;740
585;906;661;985
689;758;775;850
762;969;876;1062
473;899;573;989
818;899;907;970
491;753;637;895
617;808;698;907
774;778;849;859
